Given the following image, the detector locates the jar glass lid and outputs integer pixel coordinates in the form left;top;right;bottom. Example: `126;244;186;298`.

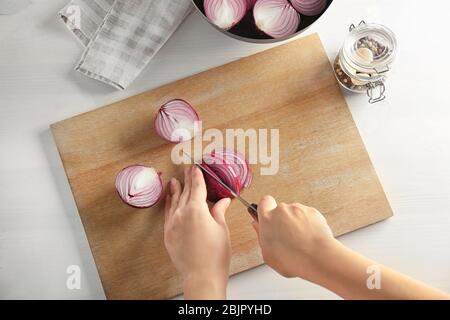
342;22;397;77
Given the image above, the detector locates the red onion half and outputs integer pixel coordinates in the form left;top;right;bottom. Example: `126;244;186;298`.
202;149;253;202
154;99;199;143
290;0;326;16
115;165;163;208
204;0;247;30
253;0;300;39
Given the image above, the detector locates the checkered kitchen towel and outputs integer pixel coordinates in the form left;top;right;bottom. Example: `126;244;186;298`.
59;0;192;90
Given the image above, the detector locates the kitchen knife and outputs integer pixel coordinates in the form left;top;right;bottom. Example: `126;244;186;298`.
182;151;258;220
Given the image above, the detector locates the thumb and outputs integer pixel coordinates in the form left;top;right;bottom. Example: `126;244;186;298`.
258;195;277;217
251;220;259;233
211;198;231;225
251;220;260;242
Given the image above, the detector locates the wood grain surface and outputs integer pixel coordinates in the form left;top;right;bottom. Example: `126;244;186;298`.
50;33;393;299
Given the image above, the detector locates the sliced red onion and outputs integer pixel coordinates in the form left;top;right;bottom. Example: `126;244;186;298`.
115;165;163;208
290;0;326;16
154;99;199;143
204;0;247;30
254;0;300;39
202;149;252;202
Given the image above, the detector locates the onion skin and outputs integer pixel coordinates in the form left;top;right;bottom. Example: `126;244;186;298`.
289;0;327;16
154;99;199;143
115;165;163;208
204;0;247;30
253;0;300;39
202;149;252;202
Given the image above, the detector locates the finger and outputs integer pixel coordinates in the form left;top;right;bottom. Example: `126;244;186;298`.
251;220;260;242
258;195;277;218
170;178;182;214
178;167;192;207
211;198;231;225
164;192;171;221
251;220;259;232
190;166;207;202
292;202;309;210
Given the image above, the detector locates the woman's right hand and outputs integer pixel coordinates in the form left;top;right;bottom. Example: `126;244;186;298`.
252;196;337;281
253;196;450;300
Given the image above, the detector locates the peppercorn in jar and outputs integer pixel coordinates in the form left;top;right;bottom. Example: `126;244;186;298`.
334;21;397;103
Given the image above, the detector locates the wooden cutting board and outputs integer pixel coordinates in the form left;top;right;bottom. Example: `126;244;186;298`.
51;33;393;300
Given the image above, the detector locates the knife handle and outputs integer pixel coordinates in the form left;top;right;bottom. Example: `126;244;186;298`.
247;203;258;221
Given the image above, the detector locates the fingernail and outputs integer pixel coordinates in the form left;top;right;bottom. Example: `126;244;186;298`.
223;198;231;207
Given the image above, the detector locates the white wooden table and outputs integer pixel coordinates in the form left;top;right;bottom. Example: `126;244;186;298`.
1;0;449;299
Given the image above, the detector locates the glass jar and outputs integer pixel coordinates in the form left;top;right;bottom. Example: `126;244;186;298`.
333;21;397;103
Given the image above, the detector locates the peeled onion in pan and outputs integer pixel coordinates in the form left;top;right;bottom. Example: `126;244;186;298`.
204;0;247;30
246;0;257;9
290;0;327;16
115;165;163;208
254;0;300;39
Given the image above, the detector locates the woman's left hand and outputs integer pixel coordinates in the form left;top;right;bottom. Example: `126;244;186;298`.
164;166;232;299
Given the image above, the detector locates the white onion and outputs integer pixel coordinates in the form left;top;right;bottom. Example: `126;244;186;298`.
254;0;300;39
204;0;247;30
154;99;199;143
290;0;327;16
115;165;163;208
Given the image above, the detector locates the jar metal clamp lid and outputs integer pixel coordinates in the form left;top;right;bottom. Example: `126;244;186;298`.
338;21;397;103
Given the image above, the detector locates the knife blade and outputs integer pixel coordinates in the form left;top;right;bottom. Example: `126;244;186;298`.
182;151;258;220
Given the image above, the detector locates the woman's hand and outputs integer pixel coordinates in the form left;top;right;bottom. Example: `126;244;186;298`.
252;196;450;299
164;166;232;299
252;196;336;281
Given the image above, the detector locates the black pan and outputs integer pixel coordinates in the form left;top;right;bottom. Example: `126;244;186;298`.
192;0;334;43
